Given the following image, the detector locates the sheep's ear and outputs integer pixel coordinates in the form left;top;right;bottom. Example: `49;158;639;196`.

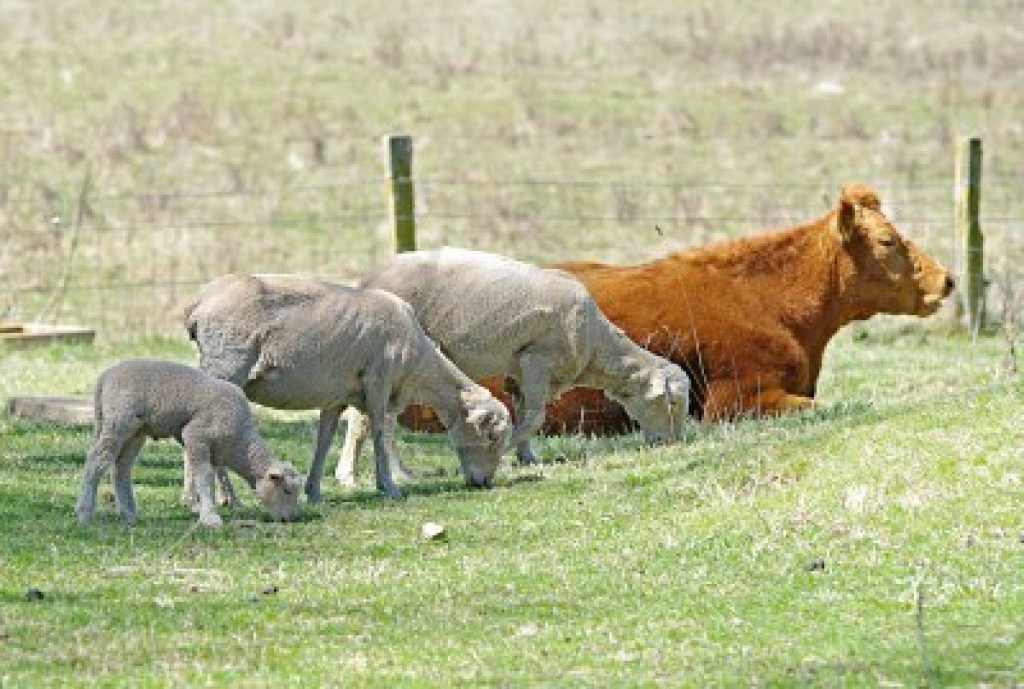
467;407;495;432
467;408;507;444
667;378;689;409
645;373;668;401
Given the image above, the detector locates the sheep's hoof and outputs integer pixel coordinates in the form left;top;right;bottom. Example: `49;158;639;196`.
516;450;539;465
379;485;404;500
199;513;223;529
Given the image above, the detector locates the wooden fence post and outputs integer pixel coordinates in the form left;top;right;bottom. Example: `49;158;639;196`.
384;134;416;253
954;136;984;337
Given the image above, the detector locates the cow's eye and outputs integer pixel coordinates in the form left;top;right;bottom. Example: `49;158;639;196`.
878;236;895;247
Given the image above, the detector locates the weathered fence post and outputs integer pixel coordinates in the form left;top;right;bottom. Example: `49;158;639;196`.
954;136;984;337
384;134;416;253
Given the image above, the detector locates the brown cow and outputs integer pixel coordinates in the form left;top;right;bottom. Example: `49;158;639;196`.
400;183;954;432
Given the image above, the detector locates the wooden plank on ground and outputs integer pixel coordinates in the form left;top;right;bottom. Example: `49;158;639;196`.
0;323;95;348
6;396;94;426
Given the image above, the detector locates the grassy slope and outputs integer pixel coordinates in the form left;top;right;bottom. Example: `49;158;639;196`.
1;331;1021;687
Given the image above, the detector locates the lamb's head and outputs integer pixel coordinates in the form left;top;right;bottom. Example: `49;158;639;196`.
617;361;691;443
254;460;303;521
448;389;512;488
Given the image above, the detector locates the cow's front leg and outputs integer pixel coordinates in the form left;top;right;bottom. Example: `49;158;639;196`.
703;379;815;421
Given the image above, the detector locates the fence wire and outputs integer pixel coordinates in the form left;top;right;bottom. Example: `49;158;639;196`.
1;142;1022;338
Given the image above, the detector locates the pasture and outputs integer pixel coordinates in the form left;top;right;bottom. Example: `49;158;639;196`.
2;0;1024;685
2;327;1023;686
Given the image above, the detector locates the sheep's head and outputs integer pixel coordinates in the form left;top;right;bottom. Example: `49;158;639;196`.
254;460;303;521
617;362;691;443
449;390;511;488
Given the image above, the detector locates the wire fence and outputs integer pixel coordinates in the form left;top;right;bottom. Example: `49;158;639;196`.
1;136;1022;338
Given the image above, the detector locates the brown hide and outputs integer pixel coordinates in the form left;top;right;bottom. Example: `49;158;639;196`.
399;183;954;433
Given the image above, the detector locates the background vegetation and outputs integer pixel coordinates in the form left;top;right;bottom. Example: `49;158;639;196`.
0;0;1022;331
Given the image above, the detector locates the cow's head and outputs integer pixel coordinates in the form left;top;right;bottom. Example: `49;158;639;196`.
833;183;954;319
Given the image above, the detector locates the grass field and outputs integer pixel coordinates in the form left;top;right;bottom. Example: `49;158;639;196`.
2;328;1022;686
2;0;1024;685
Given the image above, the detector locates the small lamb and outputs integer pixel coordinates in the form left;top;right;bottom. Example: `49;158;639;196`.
338;247;691;479
184;274;511;500
75;359;303;528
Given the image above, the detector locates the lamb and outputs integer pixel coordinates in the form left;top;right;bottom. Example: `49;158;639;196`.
183;273;511;501
337;247;691;481
75;359;303;528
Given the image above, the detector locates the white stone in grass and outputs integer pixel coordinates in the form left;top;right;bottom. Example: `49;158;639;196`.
844;485;869;513
517;623;538;638
421;522;447;541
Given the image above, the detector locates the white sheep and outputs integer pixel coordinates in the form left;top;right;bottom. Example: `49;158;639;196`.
337;247;691;481
75;359;303;528
184;273;511;501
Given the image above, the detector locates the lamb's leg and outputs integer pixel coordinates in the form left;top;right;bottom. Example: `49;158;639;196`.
306;405;342;503
512;355;553;465
181;431;223;528
76;427;127;523
183;454;239;510
336;407;367;487
112;432;146;525
216;468;242;509
181;449;196;508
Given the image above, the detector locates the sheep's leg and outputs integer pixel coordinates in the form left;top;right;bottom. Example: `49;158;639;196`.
363;380;404;499
112;432;146;524
76;427;127;523
369;413;404;499
306;405;342;503
512;355;553;465
336;407;367;487
339;407;415;485
181;430;222;528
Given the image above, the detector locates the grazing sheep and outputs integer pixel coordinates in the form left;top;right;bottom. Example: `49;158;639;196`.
337;247;691;481
184;274;511;501
75;359;303;528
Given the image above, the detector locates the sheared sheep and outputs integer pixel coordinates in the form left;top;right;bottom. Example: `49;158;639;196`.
337;247;691;481
75;359;303;528
184;274;511;500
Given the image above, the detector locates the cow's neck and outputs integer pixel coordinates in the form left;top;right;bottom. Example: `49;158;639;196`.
672;215;858;377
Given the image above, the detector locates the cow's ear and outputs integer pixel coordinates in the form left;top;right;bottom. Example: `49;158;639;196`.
835;197;858;242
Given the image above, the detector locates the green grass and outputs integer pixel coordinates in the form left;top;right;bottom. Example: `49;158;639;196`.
1;329;1022;686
